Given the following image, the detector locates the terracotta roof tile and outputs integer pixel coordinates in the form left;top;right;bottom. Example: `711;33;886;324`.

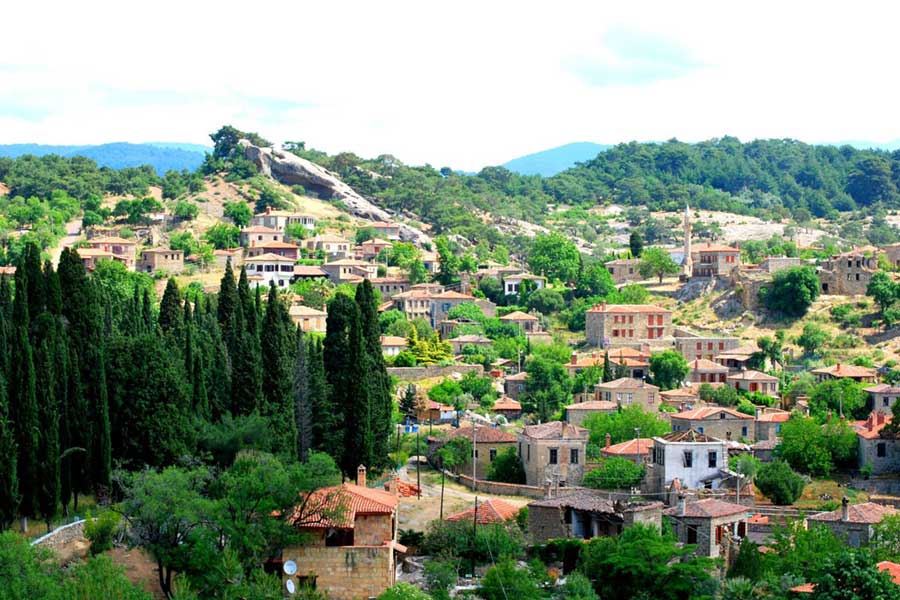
522;421;588;440
499;310;539;321
447;426;517;444
446;498;520;524
808;502;897;524
811;364;878;378
587;303;670;314
689;359;730;371
672;406;754;421
492;397;522;411
601;438;653;457
597;377;658;390
658;429;721;443
726;369;778;382
294;482;397;529
664;498;748;518
567;400;618;412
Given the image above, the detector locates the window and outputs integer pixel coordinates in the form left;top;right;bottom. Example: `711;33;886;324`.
720;413;726;419
549;448;558;465
489;448;497;462
570;448;579;464
877;443;886;458
683;451;693;468
696;342;702;351
527;444;530;462
687;527;697;544
475;450;479;458
884;398;890;407
708;451;717;468
518;442;522;458
698;426;704;434
741;426;748;437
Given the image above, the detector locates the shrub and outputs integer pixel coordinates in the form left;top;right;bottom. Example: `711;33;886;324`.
84;510;121;556
755;461;805;505
485;447;526;484
582;457;645;490
377;582;432;600
478;560;543;600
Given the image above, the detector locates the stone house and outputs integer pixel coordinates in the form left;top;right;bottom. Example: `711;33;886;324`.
449;334;493;355
807;499;898;547
76;248;116;271
499;310;540;333
421;250;440;274
866;383;900;415
321;259;378;283
306;234;352;259
446;498;521;524
659;385;708;411
240;226;282;247
371;277;411;299
594;378;661;412
811;363;878;384
289;305;327;333
501;272;546;296
671;407;755;442
664;498;748;558
86;236;137;270
600;436;654;465
247;241;301;261
676;335;741;362
379;335;408;357
528;490;663;544
433;426;517;479
687;359;730;384
692;242;741;278
605;258;642;284
649;430;730;492
250;208;316;232
243;253;296;288
430;291;480;328
759;256;805;273
292;265;328;280
726;369;779;398
391;289;433;322
504;372;527;401
213;248;243;268
357;238;393;260
518;422;589;488
137;247;184;274
855;412;900;475
565;400;618;427
755;409;790;441
817;249;878;295
492;396;522;421
714;344;761;371
285;466;403;600
370;221;401;240
585;303;672;348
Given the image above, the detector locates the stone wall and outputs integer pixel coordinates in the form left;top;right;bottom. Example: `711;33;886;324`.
353;514;393;547
858;438;900;476
454;472;548;499
30;520;86;548
528;505;569;542
283;545;394;600
388;364;483;382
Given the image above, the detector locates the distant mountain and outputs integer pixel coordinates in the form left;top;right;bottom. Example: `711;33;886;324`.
501;142;611;176
0;142;209;174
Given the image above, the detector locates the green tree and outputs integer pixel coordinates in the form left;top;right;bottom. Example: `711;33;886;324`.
629;231;644;258
223;201;253;227
322;295;356;465
485;447;526;484
528;232;580;282
158;278;182;337
204;223;241;249
795;323;830;357
0;372;17;529
871;513;900;561
776;416;855;476
649;350;689;391
809;378;868;419
524;357;572;421
293;330;313;462
575;263;616;298
582;405;670;450
638;247;680;283
755;460;805;505
479;560;544;600
809;550;898;599
434;236;460;285
582;457;645;490
761;266;820;317
526;287;564;315
260;285;296;459
377;582;433;600
846;155;899;206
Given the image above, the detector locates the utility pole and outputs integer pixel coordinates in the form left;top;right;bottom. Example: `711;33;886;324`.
416;424;421;499
471;413;478;579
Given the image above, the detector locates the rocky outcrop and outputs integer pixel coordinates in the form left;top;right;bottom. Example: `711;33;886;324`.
240;141;431;245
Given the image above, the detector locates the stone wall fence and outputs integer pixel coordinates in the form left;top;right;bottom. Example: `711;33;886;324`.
388;364;484;382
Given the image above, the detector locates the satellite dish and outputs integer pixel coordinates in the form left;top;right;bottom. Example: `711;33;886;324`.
283;560;297;575
286;579;296;594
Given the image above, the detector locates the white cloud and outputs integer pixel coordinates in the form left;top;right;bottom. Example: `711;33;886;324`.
2;0;900;170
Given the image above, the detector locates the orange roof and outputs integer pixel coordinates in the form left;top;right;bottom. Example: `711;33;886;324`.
241;226;280;234
672;406;754;421
808;502;897;524
756;410;790;423
380;335;408;347
811;364;878;378
696;243;740;253
446;498;520;524
77;248;114;257
245;253;296;262
431;291;475;300
791;561;900;593
492;396;522;411
253;241;299;249
587;303;670;314
726;369;778;382
447;426;517;444
295;482;397;529
500;310;539;321
601;438;653;457
597;377;658;390
664;498;747;518
855;412;894;439
567;400;618;412
293;265;327;277
689;358;729;372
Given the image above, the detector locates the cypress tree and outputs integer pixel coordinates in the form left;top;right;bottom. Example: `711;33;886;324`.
93;350;112;494
34;337;60;530
237;267;256;334
293;327;313;461
229;307;262;416
10;268;39;524
183;296;193;330
61;345;86;515
158;278;182;337
343;305;373;476
308;337;335;455
192;354;209;419
260;284;296;458
141;288;153;331
602;351;613;383
0;276;11;381
22;242;45;319
323;295;357;468
355;280;392;469
0;372;18;529
217;259;238;341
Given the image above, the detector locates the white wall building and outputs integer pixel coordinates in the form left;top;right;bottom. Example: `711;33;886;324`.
651;429;729;492
243;253;296;288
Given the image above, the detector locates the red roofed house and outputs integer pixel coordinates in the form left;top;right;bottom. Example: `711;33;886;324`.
594;377;660;412
808;498;898;547
284;466;403;600
866;383;900;415
446;498;521;524
600;436;654;465
664;497;748;557
855;412;900;475
504;371;528;401
86;236;137;270
528;489;663;544
432;426;518;479
755;409;790;441
239;225;282;247
357;238;393;260
811;363;878;384
687;359;730;384
518;422;589;487
565;400;618;427
370;221;401;240
726;369;779;398
492;396;522;421
585;303;672;348
246;241;300;260
499;310;541;333
671;406;756;442
691;242;741;278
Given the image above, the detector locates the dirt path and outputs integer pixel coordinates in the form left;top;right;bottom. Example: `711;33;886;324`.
50;217;83;266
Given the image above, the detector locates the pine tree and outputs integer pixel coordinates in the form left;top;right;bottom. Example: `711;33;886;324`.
261;284;296;458
158;278;182;337
10;268;39;524
293;327;313;461
0;372;18;529
34;337;60;530
400;384;417;418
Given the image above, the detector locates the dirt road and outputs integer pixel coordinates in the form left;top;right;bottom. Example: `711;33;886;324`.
50;217;83;266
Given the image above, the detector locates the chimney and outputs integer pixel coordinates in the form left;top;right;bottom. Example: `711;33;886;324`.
544;479;552;499
835;363;841;373
605;433;612;449
265;206;271;215
389;476;400;497
755;407;762;419
591;352;597;360
678;495;686;516
867;414;875;432
841;497;850;522
356;464;367;487
571;352;578;365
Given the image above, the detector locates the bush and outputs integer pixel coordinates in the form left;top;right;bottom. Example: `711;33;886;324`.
486;447;526;484
582;457;645;490
424;559;458;600
84;510;121;556
755;461;805;505
377;582;432;600
422;520;526;568
478;560;544;600
760;266;819;317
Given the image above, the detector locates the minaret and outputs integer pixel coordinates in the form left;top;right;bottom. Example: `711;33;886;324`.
682;203;693;278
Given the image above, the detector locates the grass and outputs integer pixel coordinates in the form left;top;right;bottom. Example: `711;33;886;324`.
792;477;869;511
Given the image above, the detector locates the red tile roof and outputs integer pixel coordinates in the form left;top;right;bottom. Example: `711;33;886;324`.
689;359;730;372
672;406;754;421
659;429;720;443
664;498;748;518
756;411;790;423
601;438;653;457
597;377;658;390
522;421;588;440
567;400;618;412
808;502;897;524
726;369;778;382
447;426;517;444
294;483;397;529
492;397;522;411
866;384;900;395
811;364;878;378
854;412;894;439
500;310;539;321
446;498;520;524
587;303;670;314
696;243;740;253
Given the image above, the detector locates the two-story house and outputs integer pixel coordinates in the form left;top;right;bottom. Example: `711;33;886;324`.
434;426;517;479
250;207;316;232
688;359;730;384
665;497;748;557
137;247;184;274
518;422;588;488
605;258;642;284
866;383;900;415
675;335;741;362
726;369;779;398
321;259;378;283
585;303;672;348
811;363;878;384
247;241;301;261
594;378;660;412
86;236;137;270
370;221;401;240
289;304;327;333
671;406;755;442
306;234;352;259
692;242;741;278
502;272;547;296
240;226;282;247
649;429;730;492
808;499;898;547
243;253;296;287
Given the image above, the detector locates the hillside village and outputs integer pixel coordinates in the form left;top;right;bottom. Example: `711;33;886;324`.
5;134;900;599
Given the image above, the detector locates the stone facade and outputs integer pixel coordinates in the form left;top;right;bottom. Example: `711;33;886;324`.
282;545;394;600
664;498;748;558
692;243;741;278
650;430;730;492
867;384;900;415
528;491;663;544
519;422;588;488
726;370;779;398
808;500;898;547
565;400;618;427
434;426;517;479
594;378;660;412
671;407;755;442
856;412;900;475
585;303;672;348
605;258;642;284
675;336;741;362
818;250;878;295
137;248;184;274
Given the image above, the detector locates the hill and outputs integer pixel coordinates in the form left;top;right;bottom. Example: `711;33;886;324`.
501;141;610;176
0;142;207;174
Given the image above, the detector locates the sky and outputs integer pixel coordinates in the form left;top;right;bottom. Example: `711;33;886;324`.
2;0;900;171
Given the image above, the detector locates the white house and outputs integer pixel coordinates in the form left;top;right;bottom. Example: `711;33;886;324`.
250;208;317;232
650;429;730;492
502;272;547;296
243;253;296;288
